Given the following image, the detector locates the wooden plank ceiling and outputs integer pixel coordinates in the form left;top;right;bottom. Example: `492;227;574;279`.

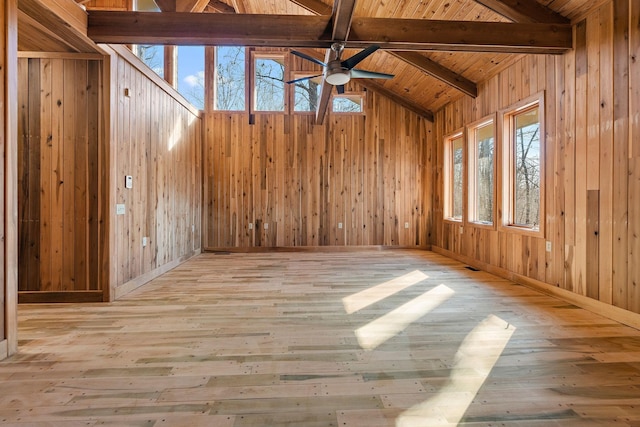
20;0;595;114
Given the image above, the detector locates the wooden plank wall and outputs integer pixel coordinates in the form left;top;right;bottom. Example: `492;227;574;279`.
17;56;101;297
108;47;202;298
1;0;18;358
203;89;432;248
433;0;640;315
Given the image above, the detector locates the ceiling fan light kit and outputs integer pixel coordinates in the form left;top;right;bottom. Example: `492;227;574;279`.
325;63;351;85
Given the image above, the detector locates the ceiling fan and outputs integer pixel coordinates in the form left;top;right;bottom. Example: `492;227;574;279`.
286;43;394;94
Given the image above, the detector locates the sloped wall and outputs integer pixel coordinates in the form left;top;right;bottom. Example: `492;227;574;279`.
104;46;203;299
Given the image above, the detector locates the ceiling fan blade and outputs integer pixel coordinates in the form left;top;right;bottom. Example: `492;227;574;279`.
336;84;345;94
286;74;323;84
291;50;327;68
341;45;380;70
350;69;394;79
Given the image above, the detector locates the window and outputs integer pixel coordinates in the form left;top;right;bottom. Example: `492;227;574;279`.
254;56;285;111
177;46;205;110
332;94;363;113
444;132;464;221
214;46;246;111
502;95;544;234
467;118;495;226
292;74;322;112
132;0;163;77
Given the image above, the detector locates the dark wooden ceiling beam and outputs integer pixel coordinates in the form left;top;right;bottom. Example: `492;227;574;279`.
316;48;337;125
390;51;477;98
359;80;434;121
331;0;356;40
87;12;572;54
286;0;476;97
348;17;571;53
317;0;357;124
473;0;569;24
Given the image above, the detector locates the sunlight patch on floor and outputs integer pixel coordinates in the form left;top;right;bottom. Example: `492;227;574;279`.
355;284;454;350
343;270;429;314
396;314;516;427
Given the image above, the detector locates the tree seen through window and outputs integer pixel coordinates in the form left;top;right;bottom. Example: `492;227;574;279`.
215;46;246;111
513;106;541;228
255;57;285;111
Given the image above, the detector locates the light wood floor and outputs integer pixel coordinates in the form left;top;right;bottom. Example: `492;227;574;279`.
2;250;640;426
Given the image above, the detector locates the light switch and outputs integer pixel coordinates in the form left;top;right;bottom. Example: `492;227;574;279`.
125;175;133;189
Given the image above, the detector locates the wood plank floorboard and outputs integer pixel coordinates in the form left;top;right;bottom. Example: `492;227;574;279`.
2;250;640;426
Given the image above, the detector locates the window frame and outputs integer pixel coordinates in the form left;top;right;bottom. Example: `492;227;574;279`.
212;46;248;113
331;92;365;115
466;115;497;230
290;72;323;114
499;92;545;238
251;52;288;113
443;129;465;223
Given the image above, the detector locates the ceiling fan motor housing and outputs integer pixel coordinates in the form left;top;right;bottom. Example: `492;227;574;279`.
325;60;351;85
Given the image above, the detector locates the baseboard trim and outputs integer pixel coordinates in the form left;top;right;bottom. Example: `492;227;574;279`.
204;245;431;253
18;291;105;304
114;249;201;300
432;246;640;331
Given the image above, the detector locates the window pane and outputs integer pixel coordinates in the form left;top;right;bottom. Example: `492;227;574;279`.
134;45;164;77
255;58;285;111
132;0;163;77
215;46;245;111
293;76;322;112
178;46;205;110
513;106;541;228
333;95;363;113
474;123;494;224
452;136;464;220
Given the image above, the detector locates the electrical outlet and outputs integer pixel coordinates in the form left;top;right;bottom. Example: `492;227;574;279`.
405;222;409;229
459;225;464;234
248;223;253;230
338;222;343;229
142;236;148;247
545;241;552;252
116;204;125;215
264;223;268;230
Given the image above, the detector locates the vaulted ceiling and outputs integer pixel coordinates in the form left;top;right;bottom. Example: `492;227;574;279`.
19;0;603;118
